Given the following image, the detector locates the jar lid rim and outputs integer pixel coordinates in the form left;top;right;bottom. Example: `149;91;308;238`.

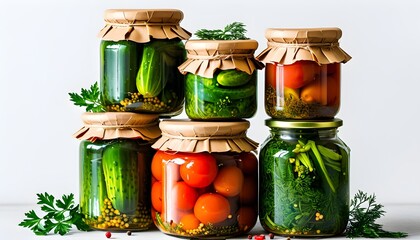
265;118;343;129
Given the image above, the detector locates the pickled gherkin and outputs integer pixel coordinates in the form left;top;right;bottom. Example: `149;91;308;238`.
185;72;257;120
79;140;107;218
79;139;154;231
102;140;140;214
100;41;141;107
100;39;186;116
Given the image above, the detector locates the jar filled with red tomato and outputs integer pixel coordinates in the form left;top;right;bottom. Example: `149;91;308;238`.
256;28;352;119
151;120;259;238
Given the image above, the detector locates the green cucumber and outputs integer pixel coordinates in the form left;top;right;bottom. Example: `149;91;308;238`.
186;73;256;105
137;40;185;98
102;140;139;213
216;69;252;87
185;73;257;118
100;40;141;105
197;80;255;103
80;140;108;217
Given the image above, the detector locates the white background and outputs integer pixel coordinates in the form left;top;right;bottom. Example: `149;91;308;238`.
0;0;419;206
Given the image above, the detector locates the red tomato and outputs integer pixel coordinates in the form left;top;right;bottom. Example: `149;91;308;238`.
151;181;163;212
151;151;166;181
327;62;340;76
239;176;258;205
300;75;340;106
282;61;320;89
327;75;340;106
237;207;257;231
194;193;231;224
213;166;244;197
172;181;199;211
237;152;258;176
179;213;200;231
180;153;218;188
300;78;325;104
265;63;279;88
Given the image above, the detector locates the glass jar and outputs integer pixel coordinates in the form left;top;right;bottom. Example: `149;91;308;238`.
259;119;350;237
256;28;351;119
74;112;161;231
151;120;259;238
179;40;263;120
98;9;191;116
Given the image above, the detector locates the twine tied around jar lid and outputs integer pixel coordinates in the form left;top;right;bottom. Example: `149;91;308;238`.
73;112;161;142
256;28;352;65
152;120;258;153
98;9;191;43
178;40;264;78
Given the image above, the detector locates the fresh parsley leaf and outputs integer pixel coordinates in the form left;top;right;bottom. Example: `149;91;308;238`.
69;82;105;112
346;190;408;238
37;192;55;209
54;221;72;236
19;193;90;235
56;193;74;210
195;22;249;40
18;210;47;235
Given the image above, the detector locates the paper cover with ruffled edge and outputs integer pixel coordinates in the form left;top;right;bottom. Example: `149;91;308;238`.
178;40;264;78
152;120;258;153
73;112;161;142
98;9;191;43
256;28;351;65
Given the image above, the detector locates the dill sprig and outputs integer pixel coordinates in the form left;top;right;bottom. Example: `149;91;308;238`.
346;190;408;238
195;22;249;40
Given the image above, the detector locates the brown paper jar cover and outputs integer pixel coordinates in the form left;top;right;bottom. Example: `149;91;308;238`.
73;112;161;141
178;40;264;78
98;9;191;43
256;28;351;65
152;120;258;153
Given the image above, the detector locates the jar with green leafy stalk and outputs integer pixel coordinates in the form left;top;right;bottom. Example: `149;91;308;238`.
98;9;191;116
73;112;161;231
259;118;350;237
178;22;264;120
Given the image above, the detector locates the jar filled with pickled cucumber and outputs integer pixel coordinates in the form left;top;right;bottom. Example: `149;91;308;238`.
256;28;351;119
259;118;350;237
178;40;263;120
151;120;259;238
73;112;161;231
98;9;191;116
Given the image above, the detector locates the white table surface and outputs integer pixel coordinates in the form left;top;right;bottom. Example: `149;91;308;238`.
2;204;419;240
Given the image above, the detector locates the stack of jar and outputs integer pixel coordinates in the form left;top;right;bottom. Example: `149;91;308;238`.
256;28;352;237
149;38;263;238
73;9;191;232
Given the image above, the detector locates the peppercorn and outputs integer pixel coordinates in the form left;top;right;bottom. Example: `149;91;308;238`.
269;233;274;239
127;230;132;236
105;231;111;238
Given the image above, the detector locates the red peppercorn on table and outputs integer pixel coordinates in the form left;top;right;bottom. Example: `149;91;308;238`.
2;204;420;239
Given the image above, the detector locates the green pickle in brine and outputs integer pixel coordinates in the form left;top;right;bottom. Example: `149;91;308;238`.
185;70;257;120
80;139;154;231
101;39;186;116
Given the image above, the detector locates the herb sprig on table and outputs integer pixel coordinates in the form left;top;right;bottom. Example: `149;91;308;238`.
346;190;408;238
19;192;90;235
69;82;105;112
195;22;249;40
